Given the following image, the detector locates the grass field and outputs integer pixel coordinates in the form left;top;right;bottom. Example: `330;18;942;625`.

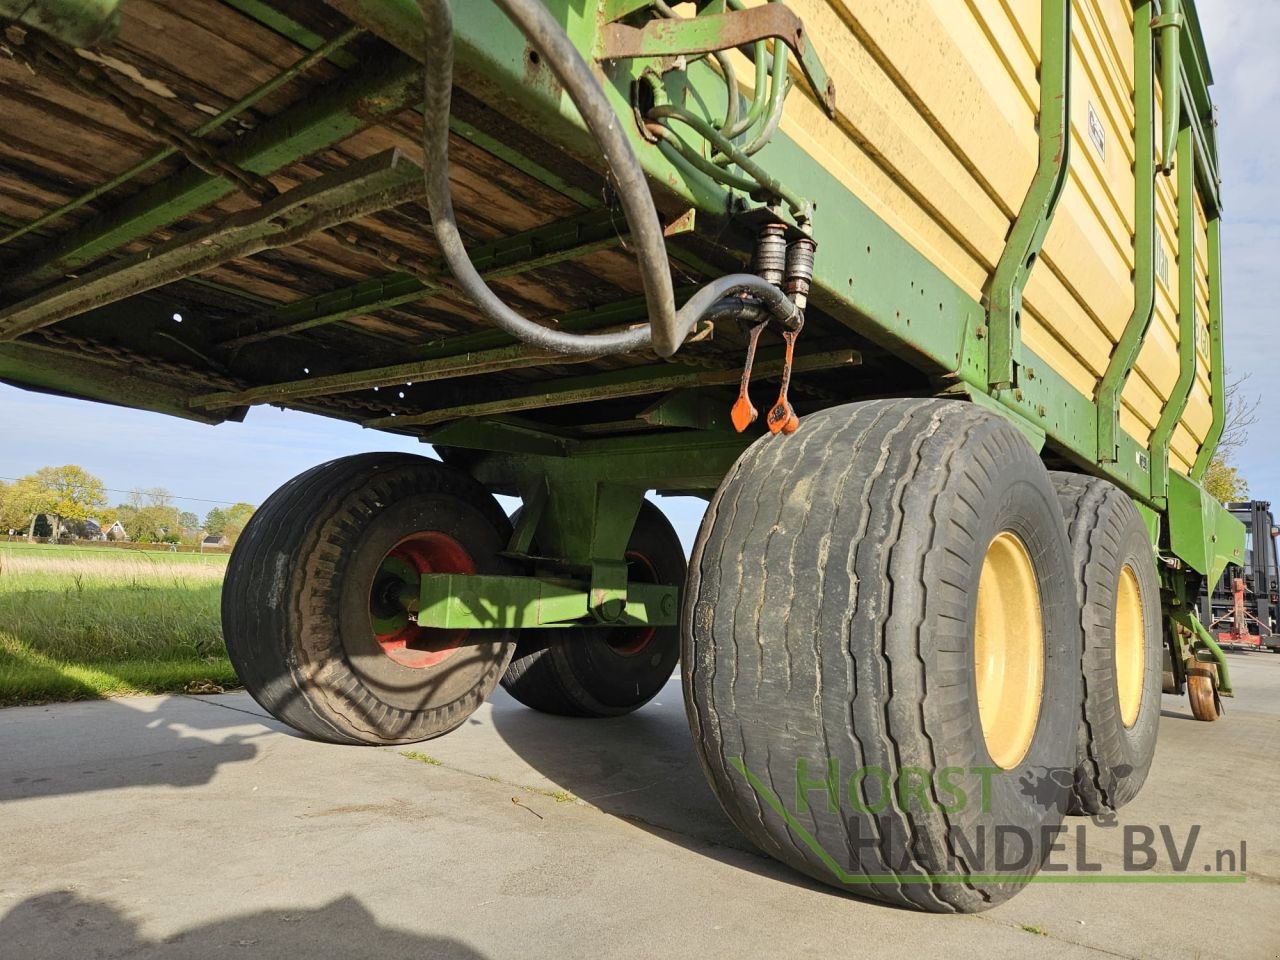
0;542;238;705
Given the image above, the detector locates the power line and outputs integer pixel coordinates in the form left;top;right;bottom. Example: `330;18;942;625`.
0;477;243;507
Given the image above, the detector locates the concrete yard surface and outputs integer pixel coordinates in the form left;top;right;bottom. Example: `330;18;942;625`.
1;653;1277;959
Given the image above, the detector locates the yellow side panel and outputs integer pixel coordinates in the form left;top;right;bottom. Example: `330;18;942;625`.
758;0;1214;472
773;0;1041;304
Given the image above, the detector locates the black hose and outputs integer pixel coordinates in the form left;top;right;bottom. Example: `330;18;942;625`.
415;0;800;359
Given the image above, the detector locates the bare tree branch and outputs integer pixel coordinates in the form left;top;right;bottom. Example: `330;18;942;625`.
1218;368;1261;456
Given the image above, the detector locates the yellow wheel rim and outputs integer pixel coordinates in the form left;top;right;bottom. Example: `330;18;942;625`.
974;532;1045;769
1115;565;1145;728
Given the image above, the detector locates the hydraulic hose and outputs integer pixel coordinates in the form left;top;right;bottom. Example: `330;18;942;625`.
415;0;800;358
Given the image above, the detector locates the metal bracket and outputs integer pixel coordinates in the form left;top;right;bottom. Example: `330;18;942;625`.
1153;1;1184;175
1191;215;1225;480
1170;609;1233;697
416;573;678;630
600;5;837;117
986;0;1071;390
1098;2;1158;465
1149;125;1197;501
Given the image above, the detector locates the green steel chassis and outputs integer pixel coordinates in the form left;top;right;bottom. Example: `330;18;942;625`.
0;0;1243;691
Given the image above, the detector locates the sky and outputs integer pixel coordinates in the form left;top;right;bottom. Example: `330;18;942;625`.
0;0;1276;543
1194;0;1280;497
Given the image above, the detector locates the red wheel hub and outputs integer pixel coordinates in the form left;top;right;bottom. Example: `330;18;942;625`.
607;551;660;657
370;531;476;669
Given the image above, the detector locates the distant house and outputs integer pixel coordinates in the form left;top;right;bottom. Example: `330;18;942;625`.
201;534;229;551
83;519;128;542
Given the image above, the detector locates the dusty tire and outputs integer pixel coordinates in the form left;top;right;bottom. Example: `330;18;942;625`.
683;399;1082;913
501;500;685;717
223;453;518;745
1051;473;1162;814
1187;661;1221;721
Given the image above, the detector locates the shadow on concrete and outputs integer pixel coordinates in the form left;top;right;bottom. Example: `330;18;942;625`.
486;681;843;900
0;891;485;960
0;696;267;803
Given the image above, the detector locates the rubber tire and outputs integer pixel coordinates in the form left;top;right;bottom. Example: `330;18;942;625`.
683;399;1081;913
1187;661;1221;721
1051;473;1162;815
501;500;685;717
223;453;518;745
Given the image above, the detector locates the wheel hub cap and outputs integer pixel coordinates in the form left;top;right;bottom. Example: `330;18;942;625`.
1115;564;1145;728
369;532;476;669
974;531;1045;769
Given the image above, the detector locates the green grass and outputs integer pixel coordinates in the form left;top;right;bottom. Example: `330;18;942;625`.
0;543;236;705
400;751;443;765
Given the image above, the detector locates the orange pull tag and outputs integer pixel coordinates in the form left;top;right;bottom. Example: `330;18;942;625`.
731;321;767;434
766;327;801;435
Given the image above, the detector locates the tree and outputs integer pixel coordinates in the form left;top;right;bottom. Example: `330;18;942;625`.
1203;458;1249;505
117;503;183;543
8;466;107;539
1203;369;1260;505
128;486;174;509
203;507;226;536
0;480;28;535
206;502;255;543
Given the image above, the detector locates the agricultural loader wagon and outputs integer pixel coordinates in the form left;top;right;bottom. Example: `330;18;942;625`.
0;0;1244;911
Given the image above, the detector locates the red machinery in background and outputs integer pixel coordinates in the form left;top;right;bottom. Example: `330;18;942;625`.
1200;502;1280;652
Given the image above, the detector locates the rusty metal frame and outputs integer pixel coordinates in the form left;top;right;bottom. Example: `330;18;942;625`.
599;4;837;116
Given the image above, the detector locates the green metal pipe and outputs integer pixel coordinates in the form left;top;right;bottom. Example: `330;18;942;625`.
1149;124;1197;501
730;42;788;160
986;0;1072;389
0;25;362;248
651;124;761;195
716;0;784;143
1187;612;1233;695
647;103;808;215
720;40;769;140
0;0;120;47
1155;0;1184;176
714;0;789;163
1192;215;1225;479
1097;2;1157;465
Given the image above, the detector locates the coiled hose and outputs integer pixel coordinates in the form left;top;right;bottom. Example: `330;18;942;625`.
416;0;800;359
